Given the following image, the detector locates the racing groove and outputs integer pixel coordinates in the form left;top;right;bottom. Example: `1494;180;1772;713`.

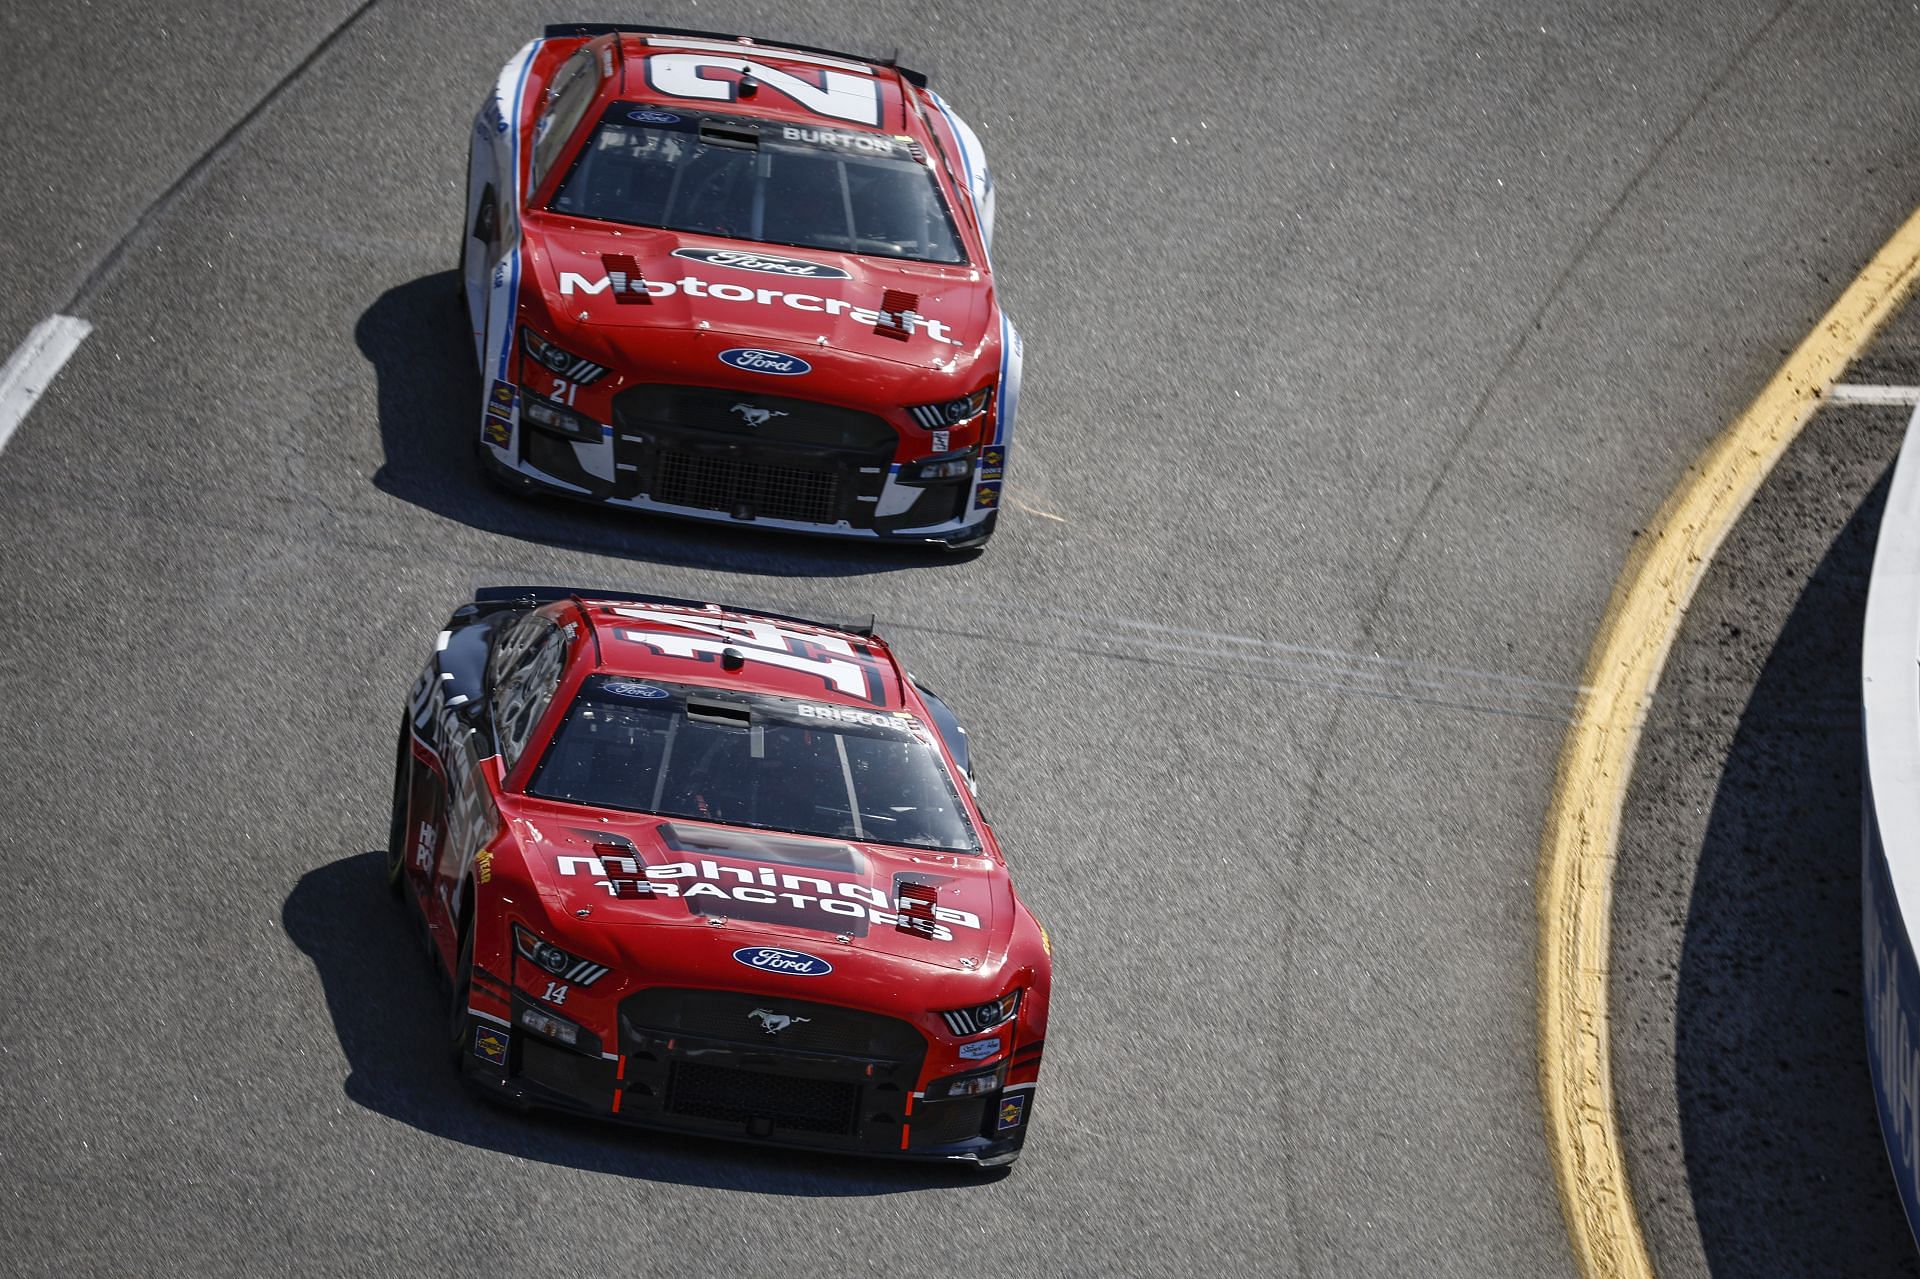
5;0;1920;1274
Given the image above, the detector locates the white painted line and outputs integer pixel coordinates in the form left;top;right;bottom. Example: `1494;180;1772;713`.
1829;382;1920;405
0;315;92;456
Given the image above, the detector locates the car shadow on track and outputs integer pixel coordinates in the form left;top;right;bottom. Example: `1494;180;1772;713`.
356;271;971;579
1675;463;1920;1277
282;850;998;1194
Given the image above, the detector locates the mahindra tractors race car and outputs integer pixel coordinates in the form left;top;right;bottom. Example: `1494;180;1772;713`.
462;24;1021;549
388;586;1051;1165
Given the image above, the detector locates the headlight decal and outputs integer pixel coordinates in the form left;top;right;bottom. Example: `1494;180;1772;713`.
908;385;993;429
939;988;1021;1036
512;923;610;986
521;326;610;385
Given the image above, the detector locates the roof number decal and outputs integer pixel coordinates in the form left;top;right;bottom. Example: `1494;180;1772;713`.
610;607;883;702
644;54;883;127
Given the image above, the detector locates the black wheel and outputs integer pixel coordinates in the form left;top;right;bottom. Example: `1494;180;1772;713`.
448;916;475;1070
384;722;410;897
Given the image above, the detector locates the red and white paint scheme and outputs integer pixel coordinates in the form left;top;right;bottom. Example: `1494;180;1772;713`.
390;586;1050;1165
463;25;1020;548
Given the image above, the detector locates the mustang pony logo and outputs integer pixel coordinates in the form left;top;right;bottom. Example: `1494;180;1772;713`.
749;1008;812;1035
730;403;788;427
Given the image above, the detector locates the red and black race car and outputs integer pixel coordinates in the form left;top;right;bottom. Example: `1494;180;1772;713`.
462;24;1020;548
388;587;1050;1165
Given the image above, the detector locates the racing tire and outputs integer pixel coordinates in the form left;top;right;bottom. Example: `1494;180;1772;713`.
384;722;410;897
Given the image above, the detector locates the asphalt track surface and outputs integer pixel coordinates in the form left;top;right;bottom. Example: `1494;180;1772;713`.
4;2;1920;1275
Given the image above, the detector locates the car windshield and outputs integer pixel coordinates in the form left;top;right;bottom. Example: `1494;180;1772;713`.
528;677;980;852
548;107;968;264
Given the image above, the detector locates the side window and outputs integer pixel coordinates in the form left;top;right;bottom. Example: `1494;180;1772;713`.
531;51;601;191
489;616;569;768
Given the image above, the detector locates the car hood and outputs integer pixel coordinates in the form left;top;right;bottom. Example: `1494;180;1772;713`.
523;219;993;371
513;809;1007;973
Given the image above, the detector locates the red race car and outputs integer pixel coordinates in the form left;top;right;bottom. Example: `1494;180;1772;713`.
462;25;1021;549
388;587;1051;1165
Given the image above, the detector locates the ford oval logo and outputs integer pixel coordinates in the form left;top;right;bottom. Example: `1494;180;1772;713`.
673;247;850;280
719;348;812;377
733;946;833;977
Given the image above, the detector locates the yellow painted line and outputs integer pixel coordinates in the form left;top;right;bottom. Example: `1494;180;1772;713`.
1539;205;1920;1279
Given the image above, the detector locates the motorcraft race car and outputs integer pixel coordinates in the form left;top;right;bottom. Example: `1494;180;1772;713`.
388;587;1051;1165
462;25;1022;549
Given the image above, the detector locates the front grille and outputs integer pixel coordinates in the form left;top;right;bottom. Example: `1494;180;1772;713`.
622;988;927;1060
611;383;898;528
616;385;895;451
666;1061;861;1135
652;451;841;523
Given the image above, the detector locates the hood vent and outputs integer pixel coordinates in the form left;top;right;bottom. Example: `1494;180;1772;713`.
874;289;919;342
601;253;652;305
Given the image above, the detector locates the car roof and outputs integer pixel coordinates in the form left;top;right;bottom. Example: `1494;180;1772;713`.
614;31;919;134
575;597;908;708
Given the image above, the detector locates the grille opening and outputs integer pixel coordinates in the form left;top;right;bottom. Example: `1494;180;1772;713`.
666;1061;861;1135
652;452;841;524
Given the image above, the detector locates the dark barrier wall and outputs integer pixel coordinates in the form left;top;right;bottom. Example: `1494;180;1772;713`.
1866;781;1920;1238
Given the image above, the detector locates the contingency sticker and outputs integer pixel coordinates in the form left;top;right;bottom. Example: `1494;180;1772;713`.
473;1025;509;1065
973;483;1001;510
997;1093;1027;1130
980;445;1006;481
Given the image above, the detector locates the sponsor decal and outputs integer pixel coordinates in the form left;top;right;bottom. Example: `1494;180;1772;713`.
628;109;681;124
556;272;963;345
672;247;849;280
796;703;914;731
602;681;670;700
748;1008;813;1035
557;854;981;943
931;429;950;452
959;1037;1002;1061
973;483;1001;509
489;380;517;410
780;125;902;155
730;403;789;427
719;348;811;376
733;946;834;976
483;416;511;449
473;1025;509;1064
980;446;1006;481
474;847;494;885
997;1094;1027;1130
610;606;884;701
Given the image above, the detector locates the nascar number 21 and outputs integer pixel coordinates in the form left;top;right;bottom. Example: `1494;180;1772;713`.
464;24;1022;549
389;586;1051;1165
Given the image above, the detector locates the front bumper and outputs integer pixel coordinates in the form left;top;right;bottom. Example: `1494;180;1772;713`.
476;382;1000;549
457;990;1031;1167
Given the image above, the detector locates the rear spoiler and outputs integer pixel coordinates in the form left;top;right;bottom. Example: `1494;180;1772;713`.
542;22;929;88
472;584;878;640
